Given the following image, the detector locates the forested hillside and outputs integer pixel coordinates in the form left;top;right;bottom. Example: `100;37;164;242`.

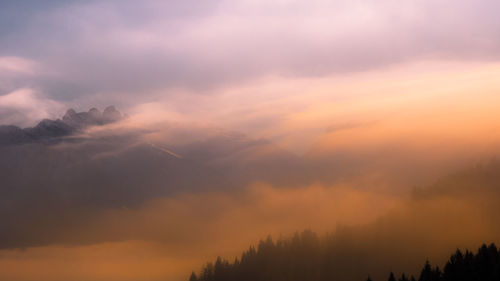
190;231;499;281
189;161;500;281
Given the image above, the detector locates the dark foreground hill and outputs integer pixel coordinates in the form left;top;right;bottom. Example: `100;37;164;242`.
380;243;500;281
189;161;500;281
190;231;500;281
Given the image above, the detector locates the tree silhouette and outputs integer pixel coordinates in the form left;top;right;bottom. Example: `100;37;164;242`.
399;273;409;281
388;272;396;281
189;233;500;281
189;272;198;281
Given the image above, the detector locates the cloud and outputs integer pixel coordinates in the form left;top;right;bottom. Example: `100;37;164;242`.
0;56;42;96
119;61;500;157
0;88;64;126
0;56;38;74
1;0;500;104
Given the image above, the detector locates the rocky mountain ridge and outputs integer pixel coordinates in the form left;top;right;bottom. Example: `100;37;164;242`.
0;106;124;145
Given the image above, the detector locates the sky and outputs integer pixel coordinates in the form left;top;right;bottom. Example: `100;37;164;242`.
1;0;500;118
1;1;500;281
1;0;500;149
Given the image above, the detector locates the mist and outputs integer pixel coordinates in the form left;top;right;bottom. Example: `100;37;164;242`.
2;1;500;281
2;160;500;281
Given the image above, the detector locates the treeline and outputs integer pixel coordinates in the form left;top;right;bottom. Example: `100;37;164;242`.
383;243;500;281
189;231;500;281
189;230;326;281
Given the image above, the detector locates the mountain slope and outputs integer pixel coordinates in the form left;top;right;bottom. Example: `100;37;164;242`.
0;106;124;145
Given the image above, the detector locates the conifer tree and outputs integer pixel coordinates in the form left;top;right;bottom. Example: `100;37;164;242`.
388;272;396;281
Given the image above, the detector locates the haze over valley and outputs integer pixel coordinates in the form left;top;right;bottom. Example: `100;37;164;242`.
1;1;500;281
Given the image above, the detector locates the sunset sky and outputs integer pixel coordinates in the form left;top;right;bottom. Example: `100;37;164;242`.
1;1;500;281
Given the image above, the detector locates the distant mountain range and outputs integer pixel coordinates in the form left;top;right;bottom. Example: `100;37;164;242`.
0;106;124;145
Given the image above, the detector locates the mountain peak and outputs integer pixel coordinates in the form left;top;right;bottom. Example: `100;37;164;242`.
104;105;117;112
103;106;122;122
66;108;77;116
0;106;125;146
